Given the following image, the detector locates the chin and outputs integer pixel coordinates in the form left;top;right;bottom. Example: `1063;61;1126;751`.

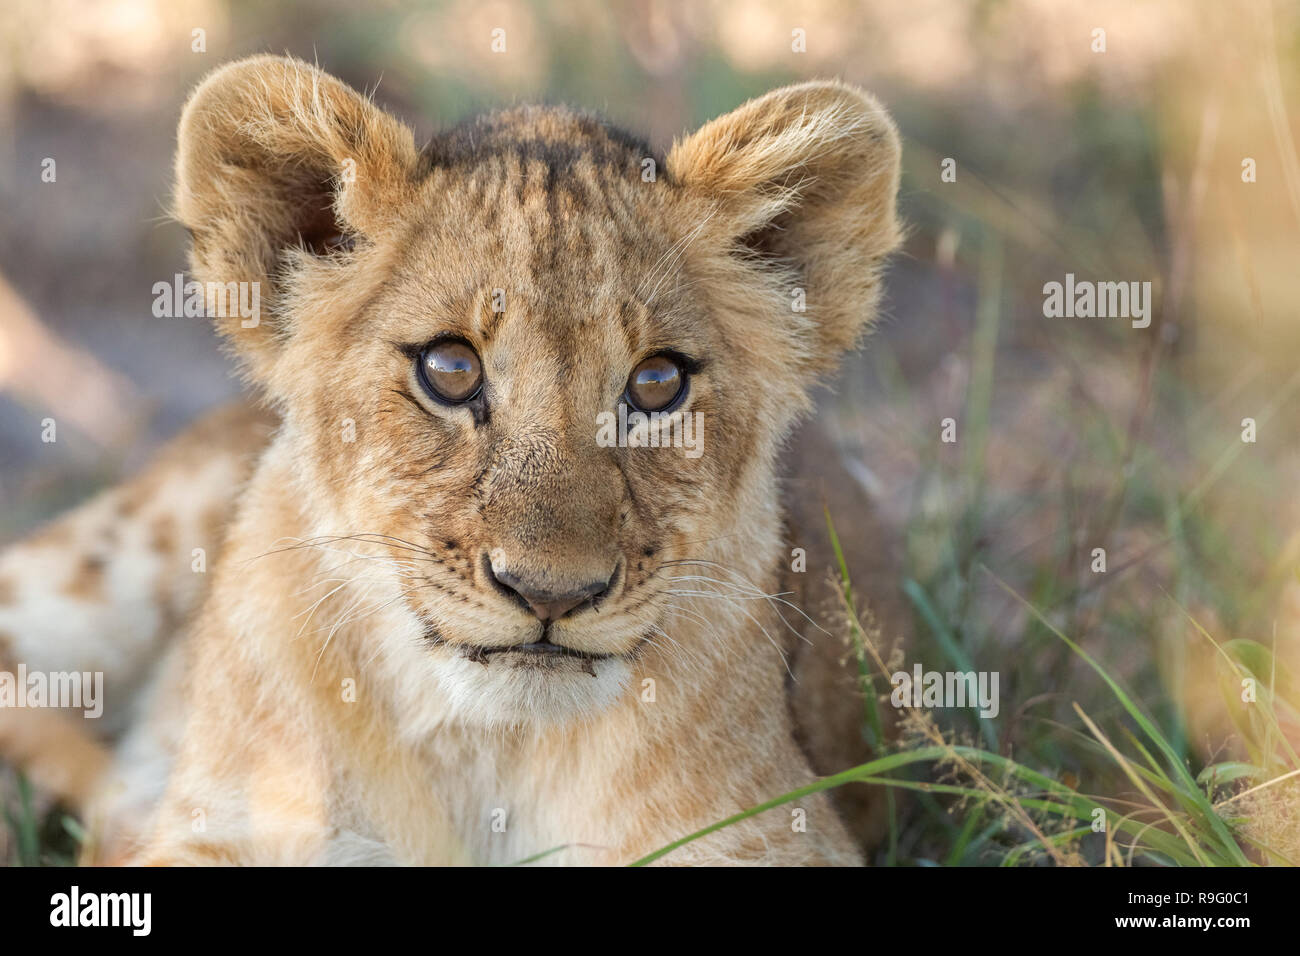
428;650;633;728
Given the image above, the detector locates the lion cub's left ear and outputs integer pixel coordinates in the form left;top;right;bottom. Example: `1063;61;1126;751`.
666;81;902;366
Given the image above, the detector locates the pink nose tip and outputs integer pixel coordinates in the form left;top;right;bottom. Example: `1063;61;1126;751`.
489;568;612;623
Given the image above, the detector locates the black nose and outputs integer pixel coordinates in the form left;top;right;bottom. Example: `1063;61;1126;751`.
489;567;612;623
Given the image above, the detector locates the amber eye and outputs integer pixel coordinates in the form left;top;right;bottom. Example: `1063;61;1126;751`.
626;354;686;413
418;339;483;404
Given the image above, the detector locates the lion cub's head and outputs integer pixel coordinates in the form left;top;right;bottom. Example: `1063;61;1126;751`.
175;56;900;725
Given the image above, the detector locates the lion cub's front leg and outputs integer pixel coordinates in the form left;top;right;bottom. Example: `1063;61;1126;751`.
522;697;864;866
615;756;863;866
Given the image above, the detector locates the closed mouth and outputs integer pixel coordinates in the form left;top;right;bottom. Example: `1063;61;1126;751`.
420;619;615;674
466;640;615;662
462;639;614;677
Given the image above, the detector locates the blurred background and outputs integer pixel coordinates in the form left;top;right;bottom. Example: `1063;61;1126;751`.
2;0;1300;864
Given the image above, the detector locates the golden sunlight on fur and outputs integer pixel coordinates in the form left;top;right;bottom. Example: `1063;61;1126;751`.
0;55;902;865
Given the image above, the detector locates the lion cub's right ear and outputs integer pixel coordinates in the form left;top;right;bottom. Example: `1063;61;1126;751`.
174;55;419;381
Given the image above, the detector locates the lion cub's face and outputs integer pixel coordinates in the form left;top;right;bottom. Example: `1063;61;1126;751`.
284;117;743;720
176;57;900;725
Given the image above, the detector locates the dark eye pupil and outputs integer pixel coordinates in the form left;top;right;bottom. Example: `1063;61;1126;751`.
422;341;483;403
628;356;684;412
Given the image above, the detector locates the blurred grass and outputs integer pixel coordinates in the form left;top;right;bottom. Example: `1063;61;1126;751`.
638;517;1299;867
1;773;81;867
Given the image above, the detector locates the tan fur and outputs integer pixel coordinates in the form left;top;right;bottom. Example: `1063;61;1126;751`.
1;56;901;865
0;402;274;812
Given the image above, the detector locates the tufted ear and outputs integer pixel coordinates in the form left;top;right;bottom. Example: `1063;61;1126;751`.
666;81;902;367
173;55;420;382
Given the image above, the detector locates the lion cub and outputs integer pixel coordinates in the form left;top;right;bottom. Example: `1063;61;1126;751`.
0;56;901;865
